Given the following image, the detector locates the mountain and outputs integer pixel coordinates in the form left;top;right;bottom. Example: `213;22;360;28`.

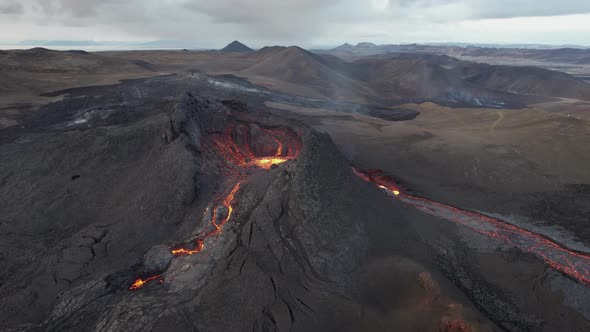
220;40;254;53
241;46;373;100
237;46;590;104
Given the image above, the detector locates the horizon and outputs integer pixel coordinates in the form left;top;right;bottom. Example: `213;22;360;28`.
2;39;590;52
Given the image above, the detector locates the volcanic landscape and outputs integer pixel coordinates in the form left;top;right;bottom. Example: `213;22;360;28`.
1;41;590;331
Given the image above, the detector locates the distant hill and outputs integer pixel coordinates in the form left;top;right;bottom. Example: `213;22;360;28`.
0;48;157;76
238;46;590;103
320;43;590;66
350;53;590;102
221;41;254;53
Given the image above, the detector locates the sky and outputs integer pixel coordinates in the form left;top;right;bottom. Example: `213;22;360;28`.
1;0;590;48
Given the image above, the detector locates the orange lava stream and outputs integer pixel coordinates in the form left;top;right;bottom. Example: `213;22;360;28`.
129;125;300;291
208;182;242;236
171;239;204;255
353;167;590;287
170;181;242;257
129;274;163;291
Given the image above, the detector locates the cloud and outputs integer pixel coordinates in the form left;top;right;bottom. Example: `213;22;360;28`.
471;0;590;19
32;0;116;18
184;0;335;23
387;0;590;21
0;0;590;46
182;0;342;41
0;0;23;14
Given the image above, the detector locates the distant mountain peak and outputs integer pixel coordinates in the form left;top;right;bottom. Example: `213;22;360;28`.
333;43;354;51
356;42;377;48
221;40;253;52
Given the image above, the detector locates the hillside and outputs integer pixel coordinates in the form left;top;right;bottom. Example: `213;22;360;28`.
241;46;374;100
350;54;483;101
459;63;590;100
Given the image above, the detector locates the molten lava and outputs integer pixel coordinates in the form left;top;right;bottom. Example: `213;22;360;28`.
210;125;298;171
209;182;241;236
353;168;402;195
129;124;300;291
354;167;590;287
171;239;204;256
129;274;163;291
252;158;288;169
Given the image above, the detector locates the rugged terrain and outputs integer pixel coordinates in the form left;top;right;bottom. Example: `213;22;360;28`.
1;43;590;331
3;44;590;131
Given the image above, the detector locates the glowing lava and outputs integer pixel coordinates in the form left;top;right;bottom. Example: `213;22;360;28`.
210;125;297;170
353;168;402;195
129;274;163;291
354;167;590;287
129;124;300;291
171;239;204;256
168;180;243;259
209;182;242;236
252;158;288;169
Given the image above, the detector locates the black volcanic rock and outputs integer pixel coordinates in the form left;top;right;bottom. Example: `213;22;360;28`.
221;40;254;53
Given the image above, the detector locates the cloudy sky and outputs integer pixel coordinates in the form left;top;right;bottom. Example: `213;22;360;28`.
1;0;589;48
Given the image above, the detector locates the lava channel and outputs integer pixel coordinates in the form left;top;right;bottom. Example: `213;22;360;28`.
353;167;590;286
129;274;163;291
129;125;300;291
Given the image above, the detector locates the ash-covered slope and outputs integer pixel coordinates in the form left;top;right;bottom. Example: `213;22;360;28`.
461;63;590;100
349;54;503;105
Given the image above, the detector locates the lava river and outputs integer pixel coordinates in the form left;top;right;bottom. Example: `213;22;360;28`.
130;124;300;290
354;168;590;287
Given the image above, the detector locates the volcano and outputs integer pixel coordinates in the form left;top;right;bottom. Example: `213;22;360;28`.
2;71;590;331
220;40;254;53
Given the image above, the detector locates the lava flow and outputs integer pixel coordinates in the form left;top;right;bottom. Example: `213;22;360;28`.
129;274;163;291
353;167;590;286
168;181;242;259
129;124;300;291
